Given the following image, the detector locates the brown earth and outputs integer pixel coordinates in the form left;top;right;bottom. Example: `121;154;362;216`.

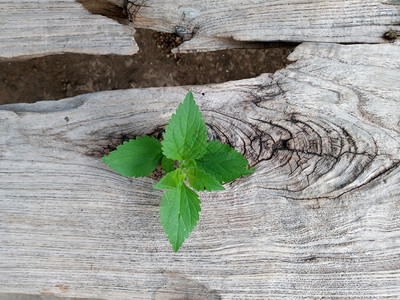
0;29;296;105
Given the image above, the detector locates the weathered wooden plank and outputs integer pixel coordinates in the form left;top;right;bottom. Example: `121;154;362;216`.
128;0;400;52
0;0;138;60
0;42;400;298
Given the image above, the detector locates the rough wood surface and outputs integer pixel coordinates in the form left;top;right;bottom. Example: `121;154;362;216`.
128;0;400;52
0;0;138;60
170;36;268;54
1;42;400;298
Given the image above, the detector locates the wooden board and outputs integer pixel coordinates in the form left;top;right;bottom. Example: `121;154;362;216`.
0;42;400;298
0;0;138;60
128;0;400;52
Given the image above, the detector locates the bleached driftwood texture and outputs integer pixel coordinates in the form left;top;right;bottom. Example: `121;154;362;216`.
0;0;137;60
128;0;400;52
1;42;400;298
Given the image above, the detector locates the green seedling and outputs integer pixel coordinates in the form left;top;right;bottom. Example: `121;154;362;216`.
102;91;255;251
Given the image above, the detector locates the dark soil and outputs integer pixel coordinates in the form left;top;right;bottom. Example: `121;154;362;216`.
0;29;296;105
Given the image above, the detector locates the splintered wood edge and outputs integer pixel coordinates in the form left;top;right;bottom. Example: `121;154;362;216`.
171;36;267;53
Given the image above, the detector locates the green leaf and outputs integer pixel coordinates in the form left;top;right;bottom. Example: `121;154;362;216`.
195;140;255;183
101;136;162;178
153;169;185;190
162;91;207;161
162;156;175;173
186;167;225;192
160;183;201;252
180;159;196;170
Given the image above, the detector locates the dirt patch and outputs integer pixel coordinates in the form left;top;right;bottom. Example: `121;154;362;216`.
0;29;296;105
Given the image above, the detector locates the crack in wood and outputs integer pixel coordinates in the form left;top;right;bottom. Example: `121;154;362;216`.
126;0;147;22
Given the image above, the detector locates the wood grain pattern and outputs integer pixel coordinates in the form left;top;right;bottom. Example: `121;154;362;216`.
0;0;137;60
1;42;400;298
170;36;268;53
128;0;400;52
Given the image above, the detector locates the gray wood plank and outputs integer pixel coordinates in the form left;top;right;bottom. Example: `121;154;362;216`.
0;0;138;60
128;0;400;52
0;42;399;298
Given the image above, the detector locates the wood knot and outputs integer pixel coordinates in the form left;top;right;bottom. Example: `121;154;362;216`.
203;102;398;199
174;25;198;41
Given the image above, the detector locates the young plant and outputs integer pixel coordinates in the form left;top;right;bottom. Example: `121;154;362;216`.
102;91;255;252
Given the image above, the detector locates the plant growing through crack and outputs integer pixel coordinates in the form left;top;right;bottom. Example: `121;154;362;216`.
102;91;255;251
